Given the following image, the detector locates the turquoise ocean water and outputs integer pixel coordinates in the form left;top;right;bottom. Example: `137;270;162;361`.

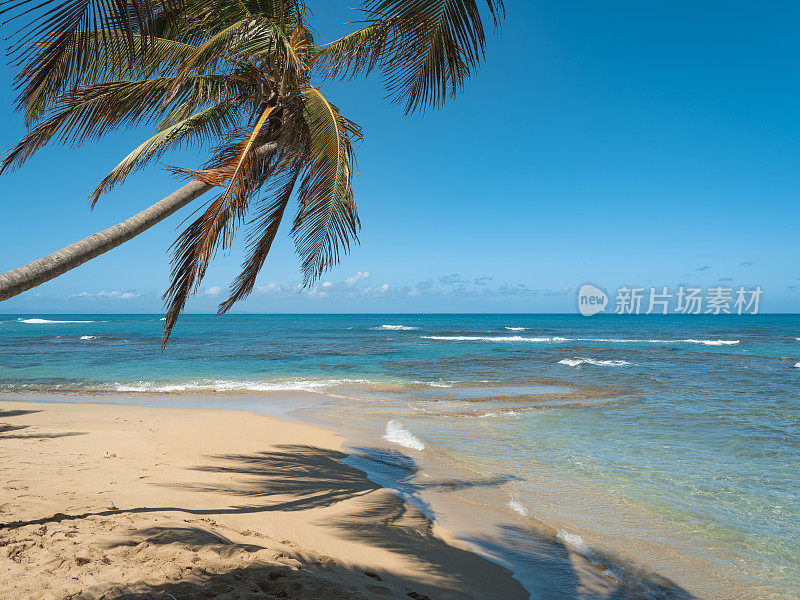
0;313;797;599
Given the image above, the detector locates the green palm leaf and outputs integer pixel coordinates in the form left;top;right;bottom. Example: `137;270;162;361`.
18;32;200;125
317;0;504;113
90;99;246;205
292;86;361;283
1;0;185;113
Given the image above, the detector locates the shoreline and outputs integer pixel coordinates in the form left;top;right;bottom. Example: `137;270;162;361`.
0;394;702;600
0;398;530;600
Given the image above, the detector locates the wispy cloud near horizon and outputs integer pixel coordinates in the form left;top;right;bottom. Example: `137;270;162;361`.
68;290;141;300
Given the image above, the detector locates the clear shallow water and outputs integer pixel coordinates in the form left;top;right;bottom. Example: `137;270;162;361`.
1;313;798;599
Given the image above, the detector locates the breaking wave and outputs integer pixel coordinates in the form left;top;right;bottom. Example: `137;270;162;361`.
114;378;372;393
18;318;96;324
558;358;631;367
383;420;425;451
508;498;528;515
423;335;560;342
422;335;739;346
681;339;740;346
373;324;418;331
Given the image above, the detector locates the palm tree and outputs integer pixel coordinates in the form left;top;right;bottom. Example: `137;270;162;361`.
0;0;504;345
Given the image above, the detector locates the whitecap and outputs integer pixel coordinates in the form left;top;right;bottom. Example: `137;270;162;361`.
682;338;740;346
558;358;630;367
422;335;740;346
79;335;97;340
504;327;526;331
383;420;425;451
115;378;373;393
422;335;557;342
795;363;800;369
373;324;418;331
508;498;528;515
18;318;95;324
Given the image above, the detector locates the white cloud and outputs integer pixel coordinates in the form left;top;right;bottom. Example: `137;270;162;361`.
69;290;141;300
245;272;558;302
257;282;282;294
344;271;370;287
201;286;222;297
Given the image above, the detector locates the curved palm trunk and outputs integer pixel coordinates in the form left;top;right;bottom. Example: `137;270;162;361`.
0;180;211;301
0;142;277;302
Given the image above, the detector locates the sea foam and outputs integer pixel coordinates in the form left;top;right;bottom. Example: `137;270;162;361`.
383;420;425;451
18;318;95;324
374;324;418;330
558;358;630;367
422;335;557;342
508;498;528;516
79;335;97;340
682;339;740;346
556;530;596;560
422;335;740;345
115;378;370;393
504;327;526;331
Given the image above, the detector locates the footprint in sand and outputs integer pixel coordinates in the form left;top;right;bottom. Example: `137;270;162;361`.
367;585;393;595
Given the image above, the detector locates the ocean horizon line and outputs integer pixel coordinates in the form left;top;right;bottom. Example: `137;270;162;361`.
2;311;799;316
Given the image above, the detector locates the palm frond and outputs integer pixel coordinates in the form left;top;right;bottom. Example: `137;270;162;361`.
161;123;279;347
17;31;199;125
171;17;252;79
0;0;183;107
170;15;309;97
90;98;245;205
1;73;245;173
316;0;504;114
292;86;361;284
1;77;177;173
313;19;393;80
217;158;300;313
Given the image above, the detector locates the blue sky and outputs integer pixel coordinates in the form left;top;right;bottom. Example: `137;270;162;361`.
1;1;798;314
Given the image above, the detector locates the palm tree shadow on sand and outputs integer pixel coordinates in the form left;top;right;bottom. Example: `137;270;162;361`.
0;409;85;440
2;437;697;599
147;445;697;599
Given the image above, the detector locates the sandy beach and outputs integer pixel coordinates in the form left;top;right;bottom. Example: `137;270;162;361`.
0;400;528;600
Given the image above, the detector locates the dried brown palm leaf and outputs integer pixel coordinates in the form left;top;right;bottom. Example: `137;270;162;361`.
217;158;300;313
161;107;277;346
